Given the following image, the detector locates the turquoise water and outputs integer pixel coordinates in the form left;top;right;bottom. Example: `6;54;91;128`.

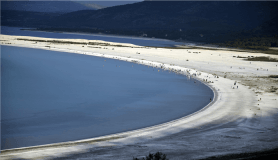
1;45;213;150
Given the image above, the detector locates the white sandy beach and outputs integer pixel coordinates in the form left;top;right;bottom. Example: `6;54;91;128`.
1;34;278;160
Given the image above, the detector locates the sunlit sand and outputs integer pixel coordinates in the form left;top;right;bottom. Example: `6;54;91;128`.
1;34;278;160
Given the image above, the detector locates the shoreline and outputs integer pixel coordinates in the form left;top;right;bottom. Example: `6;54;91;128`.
1;44;216;153
19;28;190;43
2;26;186;47
1;34;278;160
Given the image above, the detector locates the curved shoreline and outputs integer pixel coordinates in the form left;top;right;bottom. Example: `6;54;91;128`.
1;34;278;160
1;44;216;154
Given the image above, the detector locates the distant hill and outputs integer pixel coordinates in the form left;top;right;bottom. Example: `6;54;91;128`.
1;10;61;28
1;1;97;13
73;1;105;10
47;1;278;31
252;15;278;35
1;1;278;43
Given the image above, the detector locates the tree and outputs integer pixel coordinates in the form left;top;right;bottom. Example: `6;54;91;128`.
133;152;169;160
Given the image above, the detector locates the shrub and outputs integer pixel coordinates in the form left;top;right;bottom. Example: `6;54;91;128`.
133;152;169;160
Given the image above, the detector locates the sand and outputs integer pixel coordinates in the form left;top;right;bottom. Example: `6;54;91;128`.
1;34;278;160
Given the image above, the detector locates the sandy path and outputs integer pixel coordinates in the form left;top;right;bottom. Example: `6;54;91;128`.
1;35;278;160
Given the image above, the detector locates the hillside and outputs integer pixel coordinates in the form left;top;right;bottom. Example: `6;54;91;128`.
1;1;278;43
1;1;97;13
73;1;105;10
49;1;278;30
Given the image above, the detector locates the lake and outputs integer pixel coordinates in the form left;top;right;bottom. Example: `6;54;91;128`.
1;45;213;150
1;26;188;47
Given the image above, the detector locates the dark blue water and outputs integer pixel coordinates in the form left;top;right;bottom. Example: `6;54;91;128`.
1;26;185;47
1;45;213;150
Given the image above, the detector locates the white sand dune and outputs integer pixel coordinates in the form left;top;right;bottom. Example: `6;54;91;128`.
1;34;278;160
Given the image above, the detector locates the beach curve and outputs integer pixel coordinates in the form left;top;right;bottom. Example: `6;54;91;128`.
0;34;278;160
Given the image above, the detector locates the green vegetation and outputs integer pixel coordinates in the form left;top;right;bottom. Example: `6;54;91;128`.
269;75;278;78
245;56;278;62
218;35;278;51
133;152;169;160
199;147;278;160
16;38;138;48
255;49;278;55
